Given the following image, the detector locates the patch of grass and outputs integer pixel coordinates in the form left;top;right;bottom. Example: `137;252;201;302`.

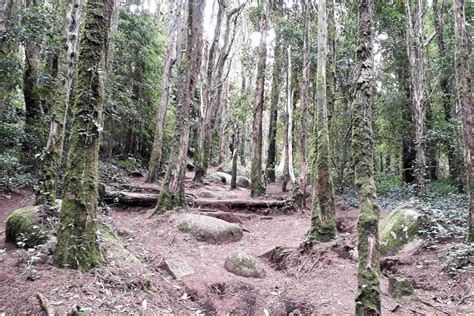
427;178;459;196
375;174;402;194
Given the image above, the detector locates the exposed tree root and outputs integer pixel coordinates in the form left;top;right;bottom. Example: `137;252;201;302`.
190;198;294;212
37;292;54;316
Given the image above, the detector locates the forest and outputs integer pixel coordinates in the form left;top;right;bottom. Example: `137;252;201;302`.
0;0;472;314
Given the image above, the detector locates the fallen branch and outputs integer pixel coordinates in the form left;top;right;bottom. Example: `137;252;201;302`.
190;198;293;212
102;190;158;207
37;292;54;316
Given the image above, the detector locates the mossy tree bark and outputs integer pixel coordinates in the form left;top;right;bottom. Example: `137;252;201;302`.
453;0;473;241
326;0;335;129
154;0;204;214
147;0;183;183
352;0;381;314
36;0;84;206
265;2;283;184
250;1;268;198
306;0;336;244
230;125;239;190
405;0;428;197
55;0;115;272
294;0;311;207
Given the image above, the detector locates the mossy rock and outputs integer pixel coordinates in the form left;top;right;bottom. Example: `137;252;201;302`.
177;214;243;244
236;176;250;189
379;205;421;256
5;205;49;248
388;275;414;298
224;251;266;278
99;224;141;265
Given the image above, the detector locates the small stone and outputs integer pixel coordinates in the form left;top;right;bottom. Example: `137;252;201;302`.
388;275;414;298
160;258;194;279
236;176;250;189
224;251;266;278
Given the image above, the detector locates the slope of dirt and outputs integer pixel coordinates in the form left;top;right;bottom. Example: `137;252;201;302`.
0;171;473;314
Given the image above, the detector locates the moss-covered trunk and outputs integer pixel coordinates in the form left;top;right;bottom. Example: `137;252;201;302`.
294;0;311;207
147;0;183;183
453;0;473;241
154;0;204;214
265;6;283;184
250;2;268;198
36;0;84;206
306;0;336;244
54;0;115;272
352;0;381;313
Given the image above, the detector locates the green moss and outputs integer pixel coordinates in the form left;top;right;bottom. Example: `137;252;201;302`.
388;275;414;298
379;205;420;255
99;225;141;264
5;206;48;248
154;187;184;215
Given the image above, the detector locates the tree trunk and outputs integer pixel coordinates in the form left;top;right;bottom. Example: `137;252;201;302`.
294;0;311;207
218;80;229;164
306;0;336;244
405;0;428;196
36;0;84;206
326;0;335;129
55;0;115;272
352;1;381;313
193;1;224;182
154;0;204;214
265;3;283;183
453;0;473;241
250;1;267;198
147;0;183;183
239;72;247;167
230;126;239;190
433;0;464;188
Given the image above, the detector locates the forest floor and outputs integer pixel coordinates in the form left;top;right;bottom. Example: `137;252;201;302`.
0;168;473;315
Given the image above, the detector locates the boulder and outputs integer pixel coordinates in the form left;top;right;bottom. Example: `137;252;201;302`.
196;189;217;199
203;212;243;224
99;225;141;265
388;275;414;298
210;172;232;184
224;251;266;278
236;176;250;189
379;205;421;255
5;205;50;248
177;214;243;244
160;258;194;279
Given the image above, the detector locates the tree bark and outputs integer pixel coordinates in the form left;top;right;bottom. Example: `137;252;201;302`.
352;0;381;314
294;0;311;207
306;0;337;243
250;1;268;198
36;0;84;206
230;126;239;190
405;0;428;196
453;0;473;241
55;0;115;272
154;0;205;214
147;0;183;183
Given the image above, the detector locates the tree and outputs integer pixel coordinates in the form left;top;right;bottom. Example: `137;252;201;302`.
306;0;336;243
294;0;311;207
250;1;268;198
147;0;183;183
36;0;84;206
453;0;473;241
405;0;428;196
154;0;205;214
265;1;283;183
352;0;381;313
55;0;115;272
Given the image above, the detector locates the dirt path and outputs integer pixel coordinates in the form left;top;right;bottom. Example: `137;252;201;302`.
0;172;472;314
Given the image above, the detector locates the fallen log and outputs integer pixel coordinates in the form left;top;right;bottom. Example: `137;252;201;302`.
190;198;294;212
102;190;158;207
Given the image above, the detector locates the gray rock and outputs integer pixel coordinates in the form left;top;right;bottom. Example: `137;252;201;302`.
210;172;232;184
196;189;216;198
177;214;243;244
160;258;194;279
236;176;250;188
224;251;266;278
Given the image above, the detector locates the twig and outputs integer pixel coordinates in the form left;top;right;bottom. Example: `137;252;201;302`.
37;292;54;316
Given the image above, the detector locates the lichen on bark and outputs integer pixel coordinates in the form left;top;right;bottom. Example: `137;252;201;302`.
54;0;115;272
352;0;381;314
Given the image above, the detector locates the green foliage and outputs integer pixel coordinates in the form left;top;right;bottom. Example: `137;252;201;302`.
104;7;166;160
375;174;402;193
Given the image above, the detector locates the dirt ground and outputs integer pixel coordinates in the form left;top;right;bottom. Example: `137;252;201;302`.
0;171;473;315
